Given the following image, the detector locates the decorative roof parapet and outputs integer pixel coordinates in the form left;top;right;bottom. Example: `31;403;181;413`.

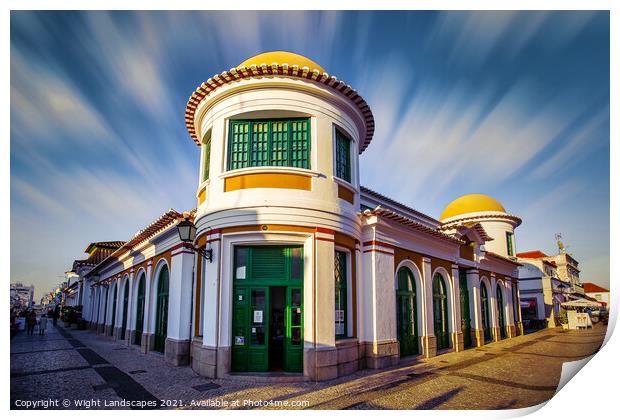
185;64;375;153
362;206;464;245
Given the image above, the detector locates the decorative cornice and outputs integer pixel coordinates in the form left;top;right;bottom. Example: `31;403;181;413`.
185;64;375;153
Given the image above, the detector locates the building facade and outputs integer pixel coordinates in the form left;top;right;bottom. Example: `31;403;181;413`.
77;52;525;381
583;282;610;308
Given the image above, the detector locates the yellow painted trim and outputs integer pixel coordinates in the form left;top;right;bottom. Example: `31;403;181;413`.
338;184;355;204
224;172;311;192
197;187;206;205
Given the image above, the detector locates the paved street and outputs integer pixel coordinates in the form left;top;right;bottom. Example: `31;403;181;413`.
11;323;606;410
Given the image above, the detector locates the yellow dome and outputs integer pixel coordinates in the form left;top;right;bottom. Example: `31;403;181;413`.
440;194;506;221
238;51;325;73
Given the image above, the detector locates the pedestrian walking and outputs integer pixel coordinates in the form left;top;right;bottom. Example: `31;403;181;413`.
39;314;48;335
26;311;37;336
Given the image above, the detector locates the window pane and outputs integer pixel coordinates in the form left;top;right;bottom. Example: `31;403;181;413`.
335;251;347;337
291;288;302;307
229;122;249;170
235;247;248;280
291;247;302;280
291;327;301;345
335;129;351;182
203;140;211;181
290;120;309;168
271;120;289;166
250;122;269;166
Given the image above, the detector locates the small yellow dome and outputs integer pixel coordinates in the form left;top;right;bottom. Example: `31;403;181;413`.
238;51;325;73
440;194;506;221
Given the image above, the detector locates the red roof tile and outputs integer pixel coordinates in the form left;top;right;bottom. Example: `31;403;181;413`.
516;250;548;259
583;282;609;293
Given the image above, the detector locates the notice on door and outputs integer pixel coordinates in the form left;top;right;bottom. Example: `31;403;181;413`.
253;310;263;323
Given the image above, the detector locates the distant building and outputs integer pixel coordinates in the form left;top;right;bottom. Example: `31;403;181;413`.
10;283;34;312
583;282;610;308
516;251;570;327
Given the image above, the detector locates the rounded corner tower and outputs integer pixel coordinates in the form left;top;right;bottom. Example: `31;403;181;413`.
184;51;374;380
440;194;522;258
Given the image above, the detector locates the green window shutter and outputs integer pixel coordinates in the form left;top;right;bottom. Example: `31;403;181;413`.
229;121;250;170
335;129;351;182
335;251;348;338
250;122;269;166
202;139;211;181
271;120;289;166
290;120;309;169
228;118;309;170
251;247;287;282
506;232;514;256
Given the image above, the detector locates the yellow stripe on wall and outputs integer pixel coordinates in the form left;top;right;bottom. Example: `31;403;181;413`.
224;173;312;192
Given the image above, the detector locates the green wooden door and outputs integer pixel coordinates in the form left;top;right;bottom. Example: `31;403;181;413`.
110;284;117;336
459;269;472;349
433;274;449;350
134;274;145;345
121;282;129;340
396;267;418;356
154;266;169;353
481;283;491;341
231;246;303;373
284;286;303;372
496;285;507;339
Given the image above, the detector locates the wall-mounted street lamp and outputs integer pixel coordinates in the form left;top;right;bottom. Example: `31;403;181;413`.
176;218;213;263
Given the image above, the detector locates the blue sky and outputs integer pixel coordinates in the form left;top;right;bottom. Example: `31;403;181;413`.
10;11;609;299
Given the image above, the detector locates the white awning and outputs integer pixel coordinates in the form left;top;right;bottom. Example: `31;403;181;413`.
560;299;602;308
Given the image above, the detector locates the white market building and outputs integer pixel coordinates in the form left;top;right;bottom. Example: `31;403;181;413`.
75;52;526;381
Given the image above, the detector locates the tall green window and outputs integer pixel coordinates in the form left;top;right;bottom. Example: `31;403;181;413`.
335;250;348;338
506;232;514;256
227;118;310;170
335;128;351;182
202;138;211;181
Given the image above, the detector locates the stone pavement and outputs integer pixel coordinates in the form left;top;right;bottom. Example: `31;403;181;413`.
10;323;606;410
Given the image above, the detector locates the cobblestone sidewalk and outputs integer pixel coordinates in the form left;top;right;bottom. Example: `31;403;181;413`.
10;323;606;410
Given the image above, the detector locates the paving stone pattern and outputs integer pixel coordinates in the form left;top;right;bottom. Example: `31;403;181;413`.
10;323;606;410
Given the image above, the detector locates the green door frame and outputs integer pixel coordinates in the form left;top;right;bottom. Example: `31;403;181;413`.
231;246;303;373
396;267;419;356
481;282;491;341
433;273;450;350
120;282;129;340
459;269;472;349
496;285;507;339
154;265;169;353
110;284;117;336
134;274;145;346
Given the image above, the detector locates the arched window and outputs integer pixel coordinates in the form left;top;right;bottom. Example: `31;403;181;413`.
396;267;419;356
134;273;145;346
154;265;169;353
433;273;449;350
480;282;491;341
496;284;506;339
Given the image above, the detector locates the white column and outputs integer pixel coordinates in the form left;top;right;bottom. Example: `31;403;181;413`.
168;246;196;341
490;274;499;340
126;272;135;335
314;231;336;348
144;262;153;333
422;257;435;356
202;234;221;346
505;278;515;327
451;264;462;335
467;269;482;332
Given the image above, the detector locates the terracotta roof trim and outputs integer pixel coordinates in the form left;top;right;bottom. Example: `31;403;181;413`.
362;207;464;245
185;65;375;153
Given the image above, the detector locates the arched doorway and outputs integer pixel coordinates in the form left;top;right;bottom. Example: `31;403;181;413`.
120;281;129;340
433;273;449;350
109;283;117;336
396;266;419;356
496;284;507;339
134;273;145;346
459;269;472;349
480;282;491;342
154;265;169;353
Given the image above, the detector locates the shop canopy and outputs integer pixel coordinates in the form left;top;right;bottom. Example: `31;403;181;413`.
561;299;602;308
